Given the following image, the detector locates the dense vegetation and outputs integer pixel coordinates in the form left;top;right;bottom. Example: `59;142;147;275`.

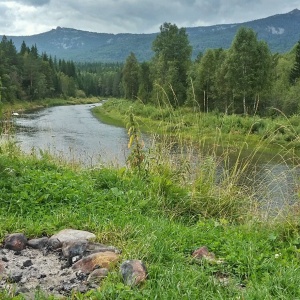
1;23;300;117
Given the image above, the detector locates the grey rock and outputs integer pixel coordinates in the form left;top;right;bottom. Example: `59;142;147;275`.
27;237;49;249
62;240;88;258
86;242;121;254
9;272;23;283
47;238;62;249
49;229;96;245
120;259;147;286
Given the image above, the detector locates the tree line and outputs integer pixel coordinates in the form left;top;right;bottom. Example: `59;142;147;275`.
1;23;300;116
122;23;300;116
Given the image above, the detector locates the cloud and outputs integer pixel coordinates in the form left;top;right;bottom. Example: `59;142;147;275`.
1;0;50;6
0;0;299;36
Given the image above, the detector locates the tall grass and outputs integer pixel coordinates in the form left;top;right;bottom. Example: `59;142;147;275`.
1;97;300;298
94;97;300;222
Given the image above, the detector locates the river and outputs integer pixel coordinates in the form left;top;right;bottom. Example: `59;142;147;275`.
13;103;129;167
11;103;300;213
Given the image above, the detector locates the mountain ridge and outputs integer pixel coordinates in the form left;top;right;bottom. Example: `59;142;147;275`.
3;9;300;62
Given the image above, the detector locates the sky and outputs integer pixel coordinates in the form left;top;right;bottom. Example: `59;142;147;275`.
0;0;299;36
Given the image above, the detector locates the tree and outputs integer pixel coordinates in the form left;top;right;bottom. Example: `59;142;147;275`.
192;48;225;112
225;27;272;114
290;40;300;84
138;61;152;103
151;23;192;107
122;52;140;99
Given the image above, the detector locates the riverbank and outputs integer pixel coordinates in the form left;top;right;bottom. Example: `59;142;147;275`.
1;141;300;299
1;98;300;298
92;99;300;160
1;97;103;115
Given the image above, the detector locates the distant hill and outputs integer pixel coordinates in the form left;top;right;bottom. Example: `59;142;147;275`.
3;9;300;62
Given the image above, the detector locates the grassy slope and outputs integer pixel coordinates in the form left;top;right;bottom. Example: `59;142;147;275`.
1;141;300;299
1;98;300;298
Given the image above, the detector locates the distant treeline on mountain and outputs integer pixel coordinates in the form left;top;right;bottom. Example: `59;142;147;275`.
2;9;300;62
1;21;300;118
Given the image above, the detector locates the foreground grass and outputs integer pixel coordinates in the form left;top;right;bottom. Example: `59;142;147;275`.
1;143;300;299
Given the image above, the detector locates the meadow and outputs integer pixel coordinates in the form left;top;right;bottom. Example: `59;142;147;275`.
1;98;300;299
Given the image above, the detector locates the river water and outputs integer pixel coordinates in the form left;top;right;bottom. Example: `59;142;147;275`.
11;103;300;213
13;103;129;167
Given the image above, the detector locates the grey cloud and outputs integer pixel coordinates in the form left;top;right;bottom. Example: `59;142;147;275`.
0;0;299;36
15;0;50;6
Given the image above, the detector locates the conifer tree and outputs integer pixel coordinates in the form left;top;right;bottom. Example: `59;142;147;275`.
290;40;300;84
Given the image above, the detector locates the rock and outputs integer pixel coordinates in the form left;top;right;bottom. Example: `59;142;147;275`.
87;268;108;283
23;259;33;268
47;238;62;249
120;260;147;286
86;242;121;254
72;251;119;273
4;233;27;251
27;237;49;249
49;229;96;245
9;272;23;283
192;246;223;264
62;240;88;258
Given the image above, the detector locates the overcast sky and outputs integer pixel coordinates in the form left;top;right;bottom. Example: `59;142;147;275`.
0;0;299;36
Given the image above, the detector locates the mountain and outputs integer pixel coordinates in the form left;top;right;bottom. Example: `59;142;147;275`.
3;9;300;62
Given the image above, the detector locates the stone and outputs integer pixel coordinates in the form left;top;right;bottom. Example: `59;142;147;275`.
0;229;121;297
49;229;96;245
4;233;27;251
192;246;223;264
9;272;23;283
120;260;147;286
87;268;108;283
27;237;49;249
62;240;88;258
47;238;62;249
23;259;33;268
86;242;121;254
72;251;119;273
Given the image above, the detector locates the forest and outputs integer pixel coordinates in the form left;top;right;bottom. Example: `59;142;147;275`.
1;22;300;117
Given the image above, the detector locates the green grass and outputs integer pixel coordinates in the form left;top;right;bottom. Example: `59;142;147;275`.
1;98;300;299
1;140;300;299
92;99;300;158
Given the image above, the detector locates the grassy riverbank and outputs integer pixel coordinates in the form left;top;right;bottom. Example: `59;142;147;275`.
93;99;300;157
1;97;103;115
1;98;300;298
0;141;300;299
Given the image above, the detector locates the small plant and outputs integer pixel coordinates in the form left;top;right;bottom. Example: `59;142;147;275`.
126;108;145;170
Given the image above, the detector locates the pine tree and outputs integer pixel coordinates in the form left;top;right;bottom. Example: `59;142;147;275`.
122;52;140;99
290;41;300;84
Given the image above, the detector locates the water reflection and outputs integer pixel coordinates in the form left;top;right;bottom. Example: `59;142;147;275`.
14;103;129;167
